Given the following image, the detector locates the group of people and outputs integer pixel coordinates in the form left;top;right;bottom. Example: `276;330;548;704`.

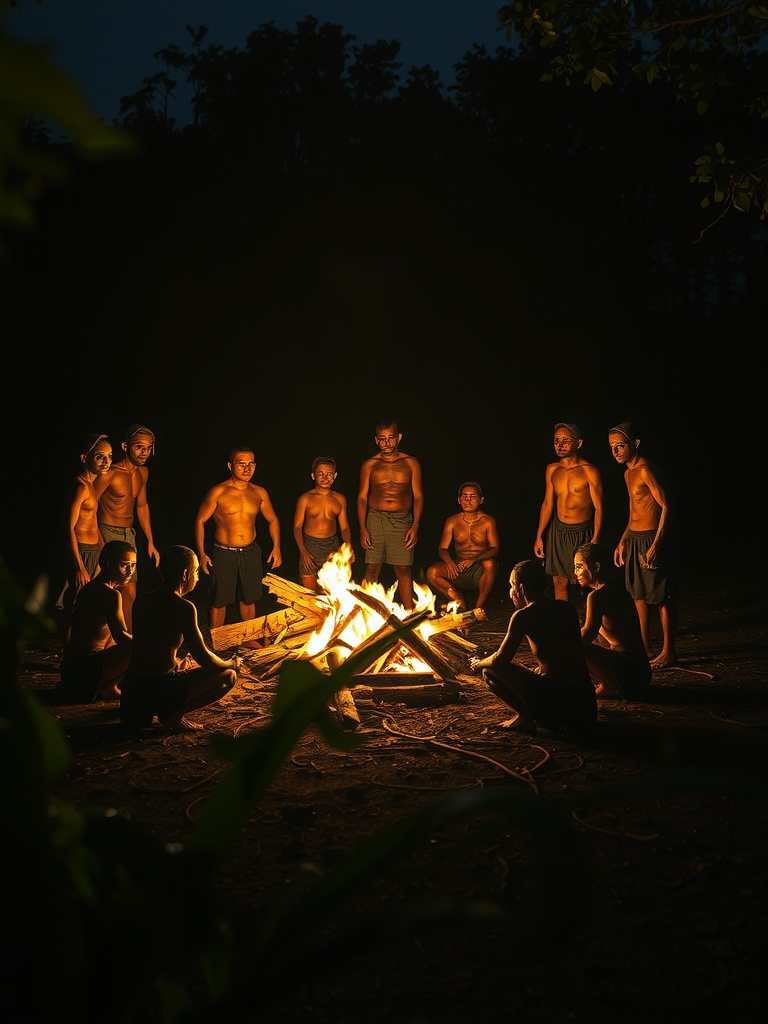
55;416;677;737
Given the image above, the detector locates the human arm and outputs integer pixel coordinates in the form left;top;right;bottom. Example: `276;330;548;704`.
336;494;355;562
357;460;373;549
435;518;459;580
134;470;159;568
587;466;604;544
405;457;424;550
67;482;95;592
194;488;218;575
470;609;525;672
105;589;132;649
534;466;555;559
181;599;240;672
580;590;603;645
260;489;282;569
292;495;315;574
640;464;670;568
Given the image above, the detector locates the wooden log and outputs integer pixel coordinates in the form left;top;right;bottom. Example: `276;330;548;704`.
326;649;360;730
349;586;461;682
210;605;322;650
351;680;462;707
262;574;332;616
422;607;487;636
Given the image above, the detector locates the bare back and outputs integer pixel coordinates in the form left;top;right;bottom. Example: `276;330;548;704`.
65;580;126;657
129;590;205;675
498;599;591;684
583;581;647;657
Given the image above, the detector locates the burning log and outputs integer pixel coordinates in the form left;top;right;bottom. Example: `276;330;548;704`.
209;604;323;650
348;586;461;683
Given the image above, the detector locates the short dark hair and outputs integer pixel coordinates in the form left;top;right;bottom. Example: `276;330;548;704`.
159;545;196;586
511;559;547;595
375;417;399;435
312;456;336;473
229;445;254;462
575;543;612;582
99;540;135;568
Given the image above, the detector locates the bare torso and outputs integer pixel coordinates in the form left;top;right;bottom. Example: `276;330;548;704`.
65;580;122;657
72;476;101;545
500;600;591;684
96;461;146;527
448;512;497;562
551;461;597;524
211;480;263;546
584;581;647;657
365;453;418;511
299;489;345;539
625;461;663;531
128;590;191;675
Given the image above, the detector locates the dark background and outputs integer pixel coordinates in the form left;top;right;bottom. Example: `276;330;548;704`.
1;13;764;604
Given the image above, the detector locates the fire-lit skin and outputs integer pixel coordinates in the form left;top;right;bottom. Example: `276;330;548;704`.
534;427;603;601
63;545;136;700
194;449;282;628
426;484;499;613
58;437;113;651
573;545;650;697
293;459;354;592
93;429;159;632
609;429;677;669
357;422;424;610
123;548;239;732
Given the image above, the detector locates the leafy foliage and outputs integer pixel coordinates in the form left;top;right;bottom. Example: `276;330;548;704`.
496;1;768;226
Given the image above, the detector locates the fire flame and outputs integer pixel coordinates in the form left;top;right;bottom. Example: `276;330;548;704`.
305;543;436;673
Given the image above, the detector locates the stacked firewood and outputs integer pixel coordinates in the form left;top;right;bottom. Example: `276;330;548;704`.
209;574;486;718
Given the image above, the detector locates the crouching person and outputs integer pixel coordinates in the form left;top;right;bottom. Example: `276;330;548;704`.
120;545;240;732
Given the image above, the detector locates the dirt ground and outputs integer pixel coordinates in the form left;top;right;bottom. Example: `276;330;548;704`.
20;567;768;1024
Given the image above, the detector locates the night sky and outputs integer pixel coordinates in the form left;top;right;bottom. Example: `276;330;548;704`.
2;2;762;600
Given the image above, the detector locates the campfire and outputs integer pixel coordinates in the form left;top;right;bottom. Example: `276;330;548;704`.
208;544;486;717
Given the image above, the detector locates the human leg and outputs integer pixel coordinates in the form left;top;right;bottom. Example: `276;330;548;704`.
634;598;653;658
119;581;137;633
651;600;678;668
393;565;414;610
481;664;538;733
97;644;132;700
163;666;237;731
474;559;498;610
583;644;621;698
552;575;569;601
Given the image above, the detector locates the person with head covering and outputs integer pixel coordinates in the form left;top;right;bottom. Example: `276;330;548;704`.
55;432;114;652
608;421;678;669
426;480;499;615
533;421;603;603
93;424;160;632
293;456;354;593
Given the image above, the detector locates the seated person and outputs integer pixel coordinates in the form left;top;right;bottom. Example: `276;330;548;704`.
573;542;652;700
426;481;499;614
471;560;597;735
120;545;240;733
56;540;135;702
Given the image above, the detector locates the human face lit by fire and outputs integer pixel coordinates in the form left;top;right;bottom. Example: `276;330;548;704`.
554;430;579;458
573;554;594;589
124;432;154;467
86;441;112;475
374;427;401;457
230;453;256;481
115;553;137;584
458;487;482;512
312;462;337;490
608;432;636;465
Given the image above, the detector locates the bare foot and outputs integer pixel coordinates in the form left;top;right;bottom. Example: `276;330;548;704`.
499;715;538;735
164;715;204;732
594;682;620;699
650;652;678;670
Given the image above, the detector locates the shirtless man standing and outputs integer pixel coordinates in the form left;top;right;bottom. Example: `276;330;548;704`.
293;456;354;592
56;433;113;651
534;422;603;602
194;445;282;628
357;417;423;610
94;424;159;632
609;421;678;669
426;481;499;615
